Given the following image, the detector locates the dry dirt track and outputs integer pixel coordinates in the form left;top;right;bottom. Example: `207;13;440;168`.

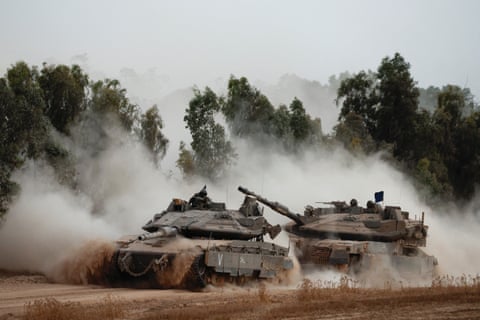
1;273;480;320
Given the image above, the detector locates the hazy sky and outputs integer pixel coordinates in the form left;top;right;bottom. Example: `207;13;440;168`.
1;0;479;97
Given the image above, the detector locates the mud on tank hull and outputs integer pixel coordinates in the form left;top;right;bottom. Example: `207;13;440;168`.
107;236;294;290
291;236;438;280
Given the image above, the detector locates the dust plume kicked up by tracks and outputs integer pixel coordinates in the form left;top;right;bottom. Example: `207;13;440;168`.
50;240;116;285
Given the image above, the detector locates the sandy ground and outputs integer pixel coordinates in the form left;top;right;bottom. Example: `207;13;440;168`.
1;272;480;320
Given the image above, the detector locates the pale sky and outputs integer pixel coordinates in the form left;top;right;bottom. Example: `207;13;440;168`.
1;0;479;98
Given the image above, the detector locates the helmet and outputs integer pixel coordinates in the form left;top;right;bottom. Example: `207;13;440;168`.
350;198;358;207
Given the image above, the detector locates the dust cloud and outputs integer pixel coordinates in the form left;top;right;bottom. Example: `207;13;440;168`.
50;239;116;285
156;251;198;289
0;78;479;288
0;162;117;275
427;204;480;276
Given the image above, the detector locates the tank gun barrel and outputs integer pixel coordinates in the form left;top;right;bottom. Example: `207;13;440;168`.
238;186;305;225
137;226;177;241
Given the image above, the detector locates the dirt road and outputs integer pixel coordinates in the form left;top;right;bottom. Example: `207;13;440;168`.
1;272;479;320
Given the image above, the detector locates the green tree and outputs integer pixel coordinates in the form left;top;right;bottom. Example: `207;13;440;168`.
0;62;49;216
337;53;420;160
407;108;453;198
176;141;195;178
223;76;323;149
289;97;323;147
38;63;89;134
375;53;420;160
337;70;378;135
270;104;293;145
140;105;169;164
289;97;310;141
0;78;22;169
89;79;139;131
222;76;275;137
414;157;451;197
6;62;48;159
334;111;376;154
431;86;466;176
0;77;21;217
183;87;235;180
409;110;437;160
433;85;479;199
452;111;480;199
437;85;466;127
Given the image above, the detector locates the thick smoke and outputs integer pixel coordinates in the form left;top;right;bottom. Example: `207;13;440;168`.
0;78;479;287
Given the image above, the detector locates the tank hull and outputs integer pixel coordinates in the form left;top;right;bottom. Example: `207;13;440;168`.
290;235;437;279
108;236;294;289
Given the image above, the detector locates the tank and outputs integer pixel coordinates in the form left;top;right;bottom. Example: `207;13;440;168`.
238;186;438;279
108;186;294;290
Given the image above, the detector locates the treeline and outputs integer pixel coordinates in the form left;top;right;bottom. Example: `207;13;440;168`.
0;53;479;217
176;54;479;204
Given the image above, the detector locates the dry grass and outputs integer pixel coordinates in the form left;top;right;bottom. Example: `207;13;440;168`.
142;301;251;320
431;274;480;288
257;283;270;303
20;275;480;320
23;295;126;320
296;275;361;301
140;275;480;320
